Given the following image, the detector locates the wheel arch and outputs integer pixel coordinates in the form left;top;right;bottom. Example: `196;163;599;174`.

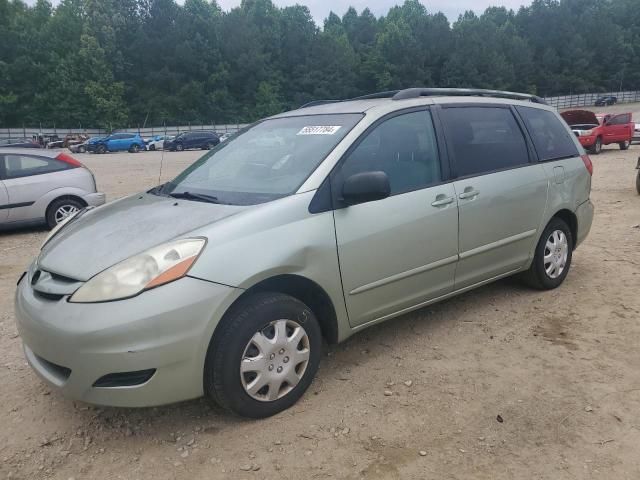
550;208;578;250
219;274;340;345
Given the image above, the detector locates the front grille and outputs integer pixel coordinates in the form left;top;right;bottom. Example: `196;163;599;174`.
35;354;72;380
93;369;156;388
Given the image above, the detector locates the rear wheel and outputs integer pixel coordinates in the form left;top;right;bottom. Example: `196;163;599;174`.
46;198;84;229
522;218;573;290
619;140;630;150
129;143;140;153
176;143;184;152
636;171;640;195
204;142;213;150
204;292;322;418
589;137;602;154
149;144;155;151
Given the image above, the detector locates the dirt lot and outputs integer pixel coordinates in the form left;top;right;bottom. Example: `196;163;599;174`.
1;117;640;479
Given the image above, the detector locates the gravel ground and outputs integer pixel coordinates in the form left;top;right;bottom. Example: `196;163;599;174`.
1;108;640;479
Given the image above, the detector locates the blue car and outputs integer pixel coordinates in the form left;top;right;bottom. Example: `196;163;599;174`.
87;133;146;154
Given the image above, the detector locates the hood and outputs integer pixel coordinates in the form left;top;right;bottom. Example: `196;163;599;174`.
38;193;247;281
560;110;599;127
88;136;107;144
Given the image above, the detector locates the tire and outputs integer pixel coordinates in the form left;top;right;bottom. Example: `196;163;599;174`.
589;137;602;155
204;142;213;150
619;140;630;150
46;197;84;230
129;143;140;153
204;292;322;419
522;217;573;290
636;172;640;195
78;145;86;153
149;144;155;151
96;144;107;154
176;143;184;152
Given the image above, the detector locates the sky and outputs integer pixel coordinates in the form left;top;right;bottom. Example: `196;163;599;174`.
216;0;532;24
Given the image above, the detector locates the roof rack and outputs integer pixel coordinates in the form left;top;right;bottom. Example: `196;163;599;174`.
391;88;547;104
299;87;546;109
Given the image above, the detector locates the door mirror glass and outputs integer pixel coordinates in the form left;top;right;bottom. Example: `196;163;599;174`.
342;171;390;205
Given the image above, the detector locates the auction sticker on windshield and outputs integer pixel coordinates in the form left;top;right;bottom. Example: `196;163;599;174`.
297;126;342;135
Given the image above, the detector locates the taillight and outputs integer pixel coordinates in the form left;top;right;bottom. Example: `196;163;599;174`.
56;152;83;168
581;154;593;176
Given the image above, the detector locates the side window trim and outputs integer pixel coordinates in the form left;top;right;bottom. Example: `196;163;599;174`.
438;104;533;180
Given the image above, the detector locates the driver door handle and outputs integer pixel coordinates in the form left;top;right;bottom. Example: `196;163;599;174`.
431;195;454;207
459;189;480;200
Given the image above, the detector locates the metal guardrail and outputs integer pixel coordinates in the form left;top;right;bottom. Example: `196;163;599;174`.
543;90;640;109
0;124;248;141
3;90;640;140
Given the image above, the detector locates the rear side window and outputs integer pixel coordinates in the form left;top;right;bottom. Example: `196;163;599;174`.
439;106;529;177
516;107;579;161
2;155;70;179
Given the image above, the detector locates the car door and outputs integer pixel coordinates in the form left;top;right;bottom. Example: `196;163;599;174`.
0;159;9;223
606;114;632;143
105;134;119;151
2;153;71;222
331;109;459;327
438;105;548;290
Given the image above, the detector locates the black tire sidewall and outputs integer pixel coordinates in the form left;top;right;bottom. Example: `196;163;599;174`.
206;293;322;418
531;218;573;289
46;198;84;229
176;143;184;151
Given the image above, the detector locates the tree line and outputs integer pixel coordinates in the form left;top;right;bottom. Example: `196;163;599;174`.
1;0;639;128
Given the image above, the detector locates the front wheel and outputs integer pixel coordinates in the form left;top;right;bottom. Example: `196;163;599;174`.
636;171;640;195
175;143;184;152
149;144;155;151
46;198;84;229
589;137;602;154
522;218;573;290
204;292;322;418
619;140;630;150
96;144;107;154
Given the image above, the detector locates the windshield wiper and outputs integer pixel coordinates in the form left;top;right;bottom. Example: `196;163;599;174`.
169;191;222;204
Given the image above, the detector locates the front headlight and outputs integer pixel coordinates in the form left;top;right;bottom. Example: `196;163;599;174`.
580;129;595;137
69;238;206;303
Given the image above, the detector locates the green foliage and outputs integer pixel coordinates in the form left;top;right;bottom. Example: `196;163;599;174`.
0;0;638;127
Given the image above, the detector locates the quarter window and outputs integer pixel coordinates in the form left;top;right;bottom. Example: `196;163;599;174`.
337;110;441;195
2;155;70;179
440;107;530;177
517;106;579;161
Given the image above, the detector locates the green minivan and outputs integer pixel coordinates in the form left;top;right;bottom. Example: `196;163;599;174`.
16;88;594;418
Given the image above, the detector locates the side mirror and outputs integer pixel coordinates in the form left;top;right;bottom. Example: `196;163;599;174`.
342;171;391;206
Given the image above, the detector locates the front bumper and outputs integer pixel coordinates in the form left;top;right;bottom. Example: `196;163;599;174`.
15;273;241;407
82;192;106;207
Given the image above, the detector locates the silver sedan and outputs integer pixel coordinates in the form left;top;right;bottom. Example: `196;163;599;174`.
0;148;105;229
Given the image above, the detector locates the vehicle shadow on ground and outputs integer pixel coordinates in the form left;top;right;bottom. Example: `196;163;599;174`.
58;276;537;437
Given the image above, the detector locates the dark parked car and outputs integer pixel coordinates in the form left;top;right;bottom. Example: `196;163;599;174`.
0;138;42;149
595;96;617;106
165;131;220;151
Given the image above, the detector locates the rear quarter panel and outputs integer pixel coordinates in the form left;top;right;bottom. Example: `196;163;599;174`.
6;168;96;223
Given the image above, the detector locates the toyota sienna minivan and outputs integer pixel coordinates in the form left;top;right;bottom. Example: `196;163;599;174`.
15;88;594;418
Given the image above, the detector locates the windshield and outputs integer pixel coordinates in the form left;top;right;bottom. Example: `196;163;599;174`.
159;114;362;205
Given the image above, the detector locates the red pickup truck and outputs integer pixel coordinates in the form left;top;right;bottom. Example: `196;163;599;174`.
560;110;633;154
